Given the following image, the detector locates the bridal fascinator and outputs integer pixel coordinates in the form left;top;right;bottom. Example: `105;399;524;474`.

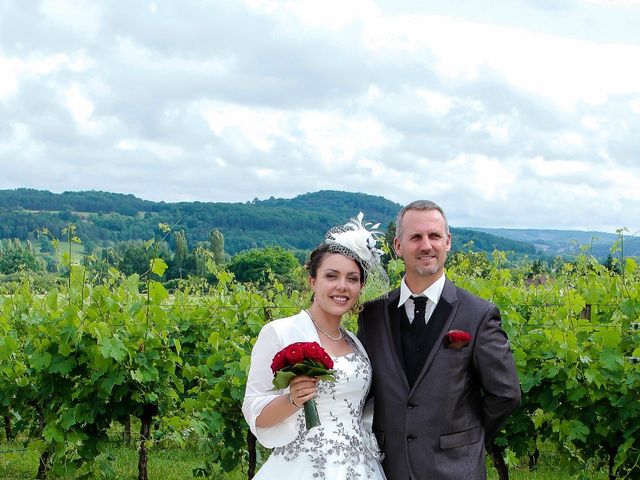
324;212;383;281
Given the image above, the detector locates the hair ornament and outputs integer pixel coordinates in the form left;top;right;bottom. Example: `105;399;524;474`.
324;212;383;276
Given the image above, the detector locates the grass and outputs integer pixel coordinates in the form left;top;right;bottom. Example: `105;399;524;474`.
0;443;612;480
487;456;608;480
51;240;87;261
0;443;247;480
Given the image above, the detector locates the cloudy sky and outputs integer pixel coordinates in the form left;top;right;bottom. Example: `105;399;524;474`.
1;0;640;233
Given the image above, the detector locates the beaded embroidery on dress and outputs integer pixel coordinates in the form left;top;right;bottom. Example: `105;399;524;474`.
252;335;386;479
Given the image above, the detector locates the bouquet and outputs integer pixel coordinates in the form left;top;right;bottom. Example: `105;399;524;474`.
271;341;336;430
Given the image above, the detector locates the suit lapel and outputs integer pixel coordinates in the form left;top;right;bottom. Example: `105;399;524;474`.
383;288;410;390
410;279;459;393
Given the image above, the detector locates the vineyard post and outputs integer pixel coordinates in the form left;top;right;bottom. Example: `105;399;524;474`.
123;415;132;446
3;414;11;441
247;429;256;480
246;308;271;479
486;440;509;480
138;404;157;480
34;405;49;480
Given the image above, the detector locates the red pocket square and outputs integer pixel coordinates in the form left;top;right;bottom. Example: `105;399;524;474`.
444;329;472;349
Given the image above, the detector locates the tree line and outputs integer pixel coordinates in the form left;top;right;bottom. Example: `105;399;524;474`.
0;188;537;256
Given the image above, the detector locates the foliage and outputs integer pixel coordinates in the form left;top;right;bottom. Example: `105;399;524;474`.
0;239;43;274
0;189;548;257
2;235;640;479
227;246;301;288
448;251;640;479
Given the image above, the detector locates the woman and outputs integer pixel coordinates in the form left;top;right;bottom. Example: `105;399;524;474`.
242;213;386;479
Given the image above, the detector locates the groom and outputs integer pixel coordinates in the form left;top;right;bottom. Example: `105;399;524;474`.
358;200;521;480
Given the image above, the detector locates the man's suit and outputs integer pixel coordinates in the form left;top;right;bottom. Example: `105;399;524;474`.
358;278;521;480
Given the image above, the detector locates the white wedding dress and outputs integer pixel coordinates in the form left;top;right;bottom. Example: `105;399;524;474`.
243;312;386;480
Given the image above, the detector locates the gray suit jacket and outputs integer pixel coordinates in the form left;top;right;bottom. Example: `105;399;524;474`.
357;279;521;480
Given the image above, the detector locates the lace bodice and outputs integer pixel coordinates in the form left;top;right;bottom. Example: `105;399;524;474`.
243;311;385;480
268;339;382;479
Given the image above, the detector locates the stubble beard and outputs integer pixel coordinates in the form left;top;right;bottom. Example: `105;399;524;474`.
414;263;440;277
412;252;447;279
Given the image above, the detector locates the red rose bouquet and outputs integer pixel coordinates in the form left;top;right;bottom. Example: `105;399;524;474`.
271;341;336;430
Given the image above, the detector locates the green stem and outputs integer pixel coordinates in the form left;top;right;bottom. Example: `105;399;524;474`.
303;398;320;430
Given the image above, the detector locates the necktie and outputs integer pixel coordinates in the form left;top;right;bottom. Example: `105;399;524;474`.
410;296;428;336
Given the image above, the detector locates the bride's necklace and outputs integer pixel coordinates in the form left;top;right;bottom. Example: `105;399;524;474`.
306;309;343;341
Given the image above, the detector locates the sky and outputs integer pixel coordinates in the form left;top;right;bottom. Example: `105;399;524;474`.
1;0;640;234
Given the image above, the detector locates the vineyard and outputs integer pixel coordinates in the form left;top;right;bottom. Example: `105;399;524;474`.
1;247;640;479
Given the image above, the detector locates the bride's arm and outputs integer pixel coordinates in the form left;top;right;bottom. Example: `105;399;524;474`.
256;375;317;427
242;322;311;447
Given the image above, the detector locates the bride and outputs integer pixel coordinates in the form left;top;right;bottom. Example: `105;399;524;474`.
242;214;386;479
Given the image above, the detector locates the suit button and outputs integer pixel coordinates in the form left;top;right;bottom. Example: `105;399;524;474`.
407;435;417;442
407;403;416;409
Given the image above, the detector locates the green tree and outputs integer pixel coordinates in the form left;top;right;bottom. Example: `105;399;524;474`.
228;246;300;287
108;240;171;278
603;253;622;274
209;228;226;264
38;238;55;254
173;231;189;278
0;239;43;273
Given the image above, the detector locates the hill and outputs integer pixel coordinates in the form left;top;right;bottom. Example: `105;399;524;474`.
468;227;640;258
0;189;536;256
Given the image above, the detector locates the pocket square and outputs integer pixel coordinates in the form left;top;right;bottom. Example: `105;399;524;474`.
444;329;472;349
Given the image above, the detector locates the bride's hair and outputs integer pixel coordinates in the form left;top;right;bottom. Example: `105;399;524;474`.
305;243;365;285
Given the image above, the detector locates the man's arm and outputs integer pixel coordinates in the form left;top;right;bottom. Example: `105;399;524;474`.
473;306;521;439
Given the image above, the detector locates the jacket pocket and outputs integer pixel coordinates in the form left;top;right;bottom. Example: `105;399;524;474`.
439;426;481;449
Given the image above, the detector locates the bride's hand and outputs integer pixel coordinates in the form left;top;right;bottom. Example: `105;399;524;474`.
289;376;317;407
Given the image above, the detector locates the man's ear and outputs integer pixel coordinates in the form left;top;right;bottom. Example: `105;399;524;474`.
393;237;402;257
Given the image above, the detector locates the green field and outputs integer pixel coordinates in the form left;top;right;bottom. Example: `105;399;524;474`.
0;444;609;480
0;444;246;480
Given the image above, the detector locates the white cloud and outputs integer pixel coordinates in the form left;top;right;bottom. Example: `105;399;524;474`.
246;0;380;29
1;0;639;233
552;132;586;151
0;52;90;101
465;155;516;201
199;102;287;153
602;168;640;201
0;57;20;100
417;89;453;116
115;139;184;160
363;13;640;110
467;115;512;143
297;112;395;166
529;157;591;177
39;0;103;39
62;83;100;134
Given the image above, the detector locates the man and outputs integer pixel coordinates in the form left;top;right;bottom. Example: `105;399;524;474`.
358;200;520;480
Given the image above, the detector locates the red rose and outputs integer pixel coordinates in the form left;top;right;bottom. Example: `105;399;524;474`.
271;341;334;372
283;343;305;364
270;351;287;373
302;341;325;361
270;341;337;430
445;329;472;349
319;352;333;370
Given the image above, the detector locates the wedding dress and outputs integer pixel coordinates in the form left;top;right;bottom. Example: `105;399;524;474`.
243;312;386;480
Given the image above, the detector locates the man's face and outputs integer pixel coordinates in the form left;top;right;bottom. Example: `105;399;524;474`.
394;209;451;286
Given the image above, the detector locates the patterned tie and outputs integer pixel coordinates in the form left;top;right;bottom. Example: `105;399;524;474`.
410;296;428;336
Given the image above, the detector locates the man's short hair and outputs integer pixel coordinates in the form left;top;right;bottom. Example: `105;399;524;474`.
395;200;449;239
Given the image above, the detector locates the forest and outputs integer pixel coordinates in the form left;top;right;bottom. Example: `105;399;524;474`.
0;189;537;256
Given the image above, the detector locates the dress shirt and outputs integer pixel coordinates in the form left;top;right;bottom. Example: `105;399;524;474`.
398;274;446;325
